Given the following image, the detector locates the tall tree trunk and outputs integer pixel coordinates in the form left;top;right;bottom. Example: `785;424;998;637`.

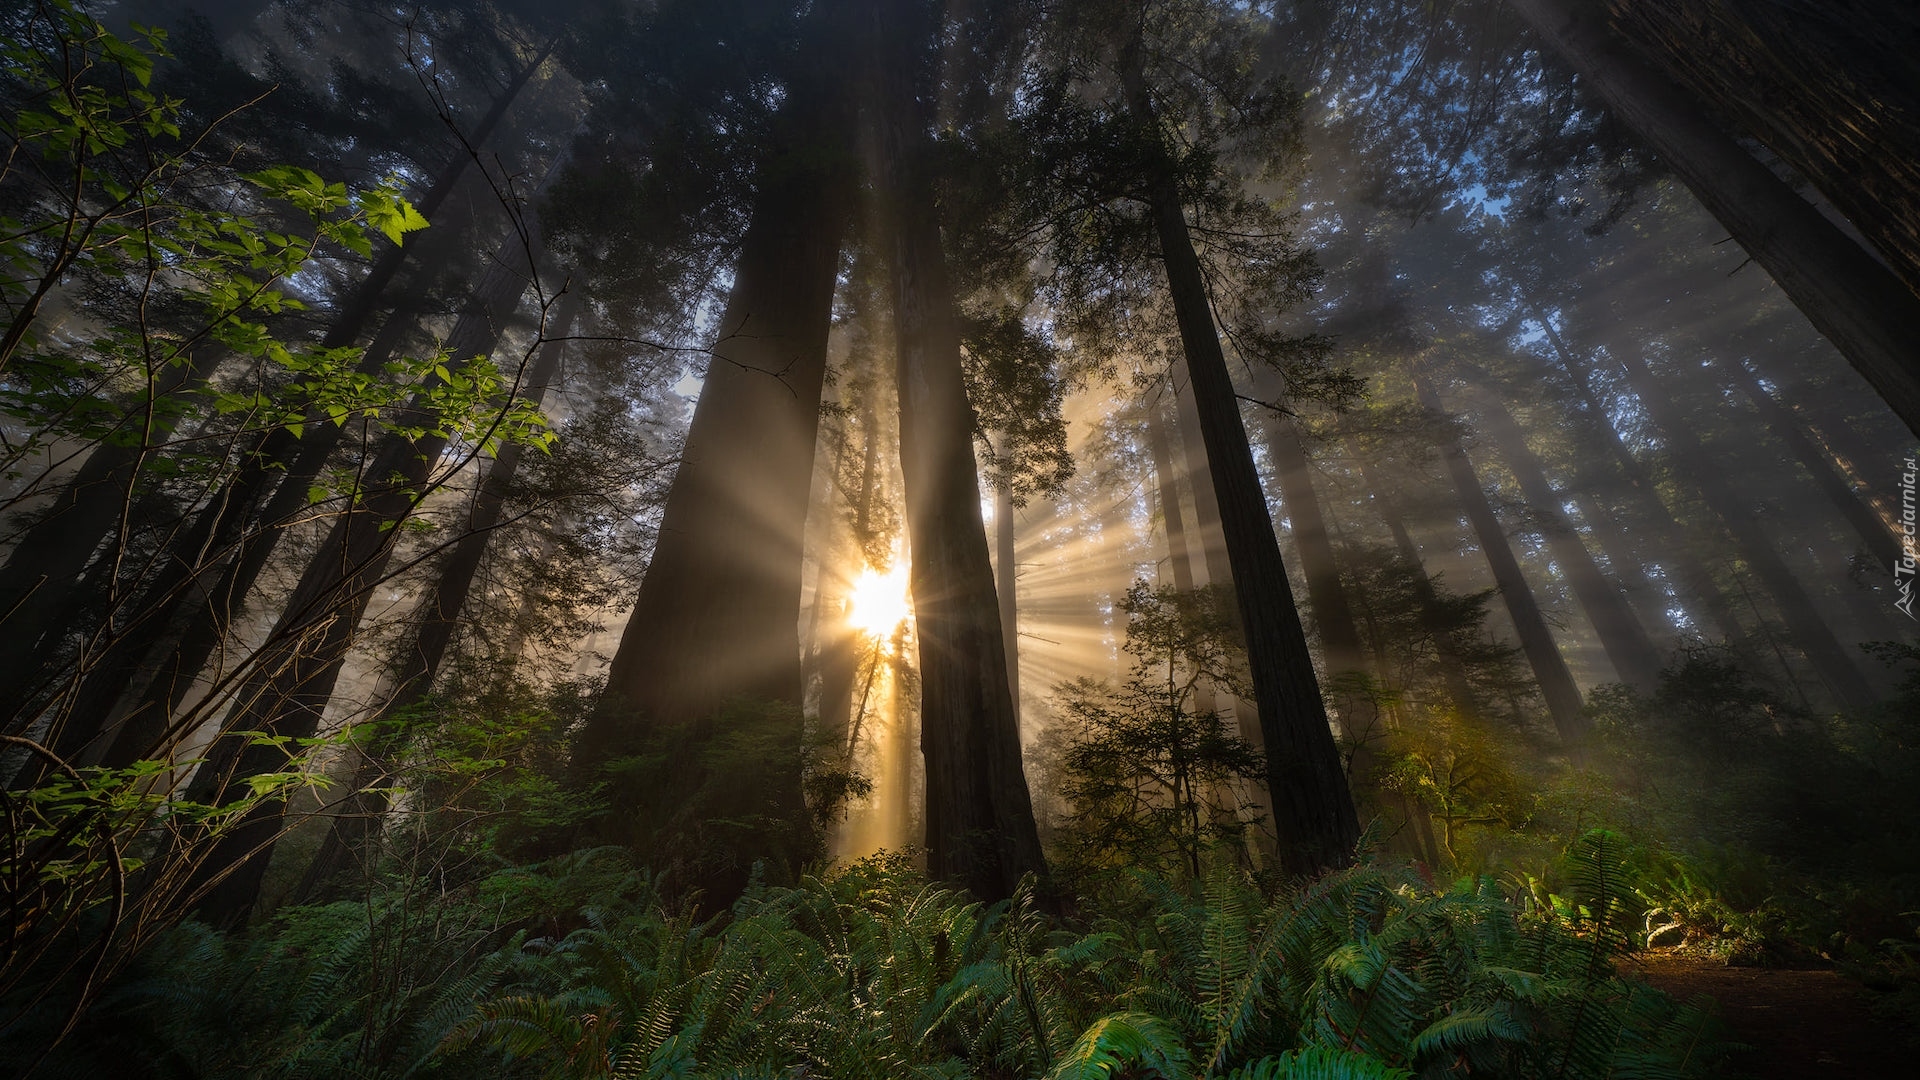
1604;0;1920;303
869;0;1046;900
0;346;227;741
1505;0;1920;438
294;293;581;901
1172;364;1232;588
1724;359;1904;577
46;62;547;765
1145;399;1198;593
1474;394;1665;692
817;414;883;756
1414;373;1590;746
1529;307;1746;643
1124;54;1357;877
1352;448;1482;715
995;470;1020;721
176;246;545;928
1265;413;1369;695
580;70;853;775
1606;342;1874;708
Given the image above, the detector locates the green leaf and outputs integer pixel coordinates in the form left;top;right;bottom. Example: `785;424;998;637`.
360;191;430;246
1048;1013;1190;1080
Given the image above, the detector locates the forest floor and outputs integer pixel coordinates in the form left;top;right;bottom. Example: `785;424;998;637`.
1631;951;1913;1078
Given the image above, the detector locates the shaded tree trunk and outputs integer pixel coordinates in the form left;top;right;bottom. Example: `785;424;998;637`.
1505;0;1920;438
1266;413;1369;693
580;67;853;768
869;0;1045;900
1145;399;1198;593
1414;373;1590;747
0;346;228;743
1724;359;1903;578
50;60;548;766
1605;0;1920;303
294;292;581;901
1529;308;1746;643
1607;342;1874;708
1352;448;1482;715
1474;395;1665;692
1124;53;1357;877
177;242;546;928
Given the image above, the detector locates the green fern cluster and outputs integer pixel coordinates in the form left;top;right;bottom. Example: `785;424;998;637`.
10;837;1724;1079
442;835;1722;1079
1055;835;1719;1080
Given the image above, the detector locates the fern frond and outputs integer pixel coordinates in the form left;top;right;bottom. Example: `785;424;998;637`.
1047;1011;1191;1080
1224;1046;1413;1080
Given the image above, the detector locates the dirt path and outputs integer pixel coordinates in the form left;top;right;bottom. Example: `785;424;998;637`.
1631;952;1911;1078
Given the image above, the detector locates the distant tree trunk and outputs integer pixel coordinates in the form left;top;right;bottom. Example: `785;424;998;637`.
293;293;581;902
1145;399;1198;593
994;469;1020;720
1529;308;1746;642
1505;0;1920;438
1556;481;1666;645
1168;375;1267;810
817;415;882;753
176;248;545;928
1724;359;1904;577
1606;343;1874;708
1171;364;1232;588
1265;413;1369;696
1352;448;1481;715
580;69;853;768
1474;395;1665;693
1124;52;1357;876
0;346;227;742
887;622;915;849
49;63;548;765
79;296;426;768
1415;373;1590;747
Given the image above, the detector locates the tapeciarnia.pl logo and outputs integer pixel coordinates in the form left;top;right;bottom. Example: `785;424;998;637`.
1899;456;1918;620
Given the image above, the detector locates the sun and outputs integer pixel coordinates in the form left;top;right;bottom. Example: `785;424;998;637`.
845;564;911;638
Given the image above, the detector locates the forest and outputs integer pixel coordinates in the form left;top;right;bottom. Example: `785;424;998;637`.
0;0;1916;1075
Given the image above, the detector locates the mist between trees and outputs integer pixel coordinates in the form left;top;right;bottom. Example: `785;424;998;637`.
1;0;1916;1076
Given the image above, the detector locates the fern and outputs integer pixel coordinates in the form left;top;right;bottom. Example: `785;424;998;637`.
1048;1011;1192;1079
1224;1047;1412;1079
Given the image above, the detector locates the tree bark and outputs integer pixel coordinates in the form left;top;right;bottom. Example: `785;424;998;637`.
1474;395;1665;693
580;69;853;769
1604;0;1920;304
1505;0;1920;438
869;0;1046;899
1415;373;1590;747
1124;54;1358;877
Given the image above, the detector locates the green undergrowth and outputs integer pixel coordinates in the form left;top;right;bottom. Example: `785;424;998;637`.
6;833;1730;1079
